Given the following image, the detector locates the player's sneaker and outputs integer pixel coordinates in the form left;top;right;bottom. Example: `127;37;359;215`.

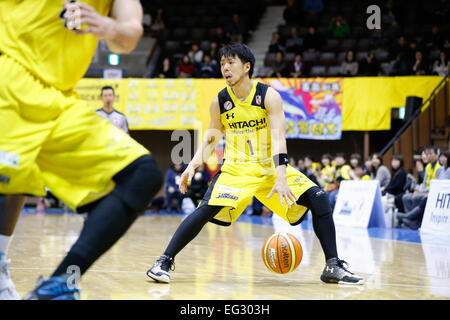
22;275;80;300
320;258;364;285
146;255;175;283
0;259;21;300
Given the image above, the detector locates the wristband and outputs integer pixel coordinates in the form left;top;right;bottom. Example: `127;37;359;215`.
273;153;289;167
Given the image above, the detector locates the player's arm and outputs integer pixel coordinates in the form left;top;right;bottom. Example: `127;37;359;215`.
265;87;297;207
64;0;143;54
179;98;224;194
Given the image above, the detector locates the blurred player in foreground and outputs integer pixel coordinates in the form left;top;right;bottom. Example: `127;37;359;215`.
0;0;162;300
147;43;364;285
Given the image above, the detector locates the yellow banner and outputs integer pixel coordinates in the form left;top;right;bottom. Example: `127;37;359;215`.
75;76;444;132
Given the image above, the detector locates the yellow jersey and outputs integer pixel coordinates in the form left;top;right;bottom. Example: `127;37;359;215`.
0;0;112;91
218;81;271;164
425;161;441;188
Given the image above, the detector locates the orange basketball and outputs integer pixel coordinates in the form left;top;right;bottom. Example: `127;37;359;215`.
262;232;303;274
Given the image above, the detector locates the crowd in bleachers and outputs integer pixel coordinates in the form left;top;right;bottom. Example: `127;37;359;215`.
143;0;449;79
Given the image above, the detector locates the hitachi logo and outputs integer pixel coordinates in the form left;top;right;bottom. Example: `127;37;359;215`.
228;117;266;129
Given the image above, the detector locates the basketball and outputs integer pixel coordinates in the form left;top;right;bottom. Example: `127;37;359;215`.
262;232;302;274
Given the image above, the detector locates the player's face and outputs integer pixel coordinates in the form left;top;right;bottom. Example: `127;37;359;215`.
220;55;250;86
101;89;115;107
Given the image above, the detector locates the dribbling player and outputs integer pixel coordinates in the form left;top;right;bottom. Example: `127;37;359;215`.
147;43;364;285
0;0;162;300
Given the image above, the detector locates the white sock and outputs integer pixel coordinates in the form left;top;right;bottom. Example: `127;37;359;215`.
0;234;12;261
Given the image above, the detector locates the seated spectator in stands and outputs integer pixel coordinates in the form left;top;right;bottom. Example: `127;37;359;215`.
369;28;387;50
390;36;408;60
340;50;358;76
438;151;450;179
328;153;352;209
158;57;176;78
188;43;204;65
401;146;442;216
359;51;380;76
289;156;296;167
178;55;195;78
268;32;286;54
296;158;305;173
285;27;303;53
303;155;320;186
354;165;370;180
150;7;166;32
303;0;324;14
165;163;185;213
209;42;220;64
267;51;289;77
319;153;335;191
186;163;211;206
303;26;321;52
328;16;350;38
432;51;449;76
383;155;407;197
390;53;409;76
213;26;230;47
411;50;428;75
283;0;301;26
227;13;246;43
198;54;219;78
349;153;362;180
364;156;373;177
424;25;445;51
370;153;391;190
290;54;305;78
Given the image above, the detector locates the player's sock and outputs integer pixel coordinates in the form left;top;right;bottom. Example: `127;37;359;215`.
52;155;163;278
163;204;223;258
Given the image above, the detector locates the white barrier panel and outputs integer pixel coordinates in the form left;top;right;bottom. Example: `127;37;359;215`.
332;180;385;228
421;179;450;235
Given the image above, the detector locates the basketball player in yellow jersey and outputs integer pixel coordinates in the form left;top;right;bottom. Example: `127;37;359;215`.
0;1;163;300
147;43;364;285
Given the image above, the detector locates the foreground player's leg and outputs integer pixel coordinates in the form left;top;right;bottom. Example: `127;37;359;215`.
24;155;163;300
0;195;26;300
297;187;364;285
147;204;223;283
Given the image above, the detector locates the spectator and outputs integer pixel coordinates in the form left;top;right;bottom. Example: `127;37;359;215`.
319;153;335;191
227;13;246;43
95;86;129;134
285;27;303;53
349;153;362;180
268;32;285;54
212;26;230;47
289;156;296;167
328;16;350;38
209;42;220;64
267;51;289;77
290;53;305;78
432;51;449;76
364;156;373;178
178;55;195;78
198;54;219;78
165;163;185;213
390;36;409;60
359;51;380;76
384;155;407;196
150;7;166;32
354;165;371;180
328;153;352;209
411;50;428;75
401;146;442;217
303;155;320;186
283;0;301;26
296;158;305;172
186;163;210;206
369;28;387;50
340;50;358;76
381;0;399;28
390;53;409;76
303;26;322;52
438;151;450;179
370;153;391;190
424;25;445;51
303;0;324;14
158;57;176;78
188;43;204;65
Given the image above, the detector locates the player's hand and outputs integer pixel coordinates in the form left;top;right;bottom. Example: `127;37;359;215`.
267;179;298;208
62;2;116;40
179;166;195;194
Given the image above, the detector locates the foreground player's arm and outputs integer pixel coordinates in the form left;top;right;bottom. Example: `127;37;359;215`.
265;87;297;207
64;0;143;54
179;98;224;194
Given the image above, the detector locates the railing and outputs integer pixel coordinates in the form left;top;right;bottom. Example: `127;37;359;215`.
381;75;449;174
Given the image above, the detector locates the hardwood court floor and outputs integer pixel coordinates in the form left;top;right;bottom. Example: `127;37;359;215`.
8;212;450;300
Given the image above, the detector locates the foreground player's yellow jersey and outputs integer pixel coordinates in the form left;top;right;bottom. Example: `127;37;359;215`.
0;0;112;91
219;81;272;164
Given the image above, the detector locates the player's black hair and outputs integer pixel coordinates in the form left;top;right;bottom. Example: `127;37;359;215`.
219;42;255;78
101;86;115;95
